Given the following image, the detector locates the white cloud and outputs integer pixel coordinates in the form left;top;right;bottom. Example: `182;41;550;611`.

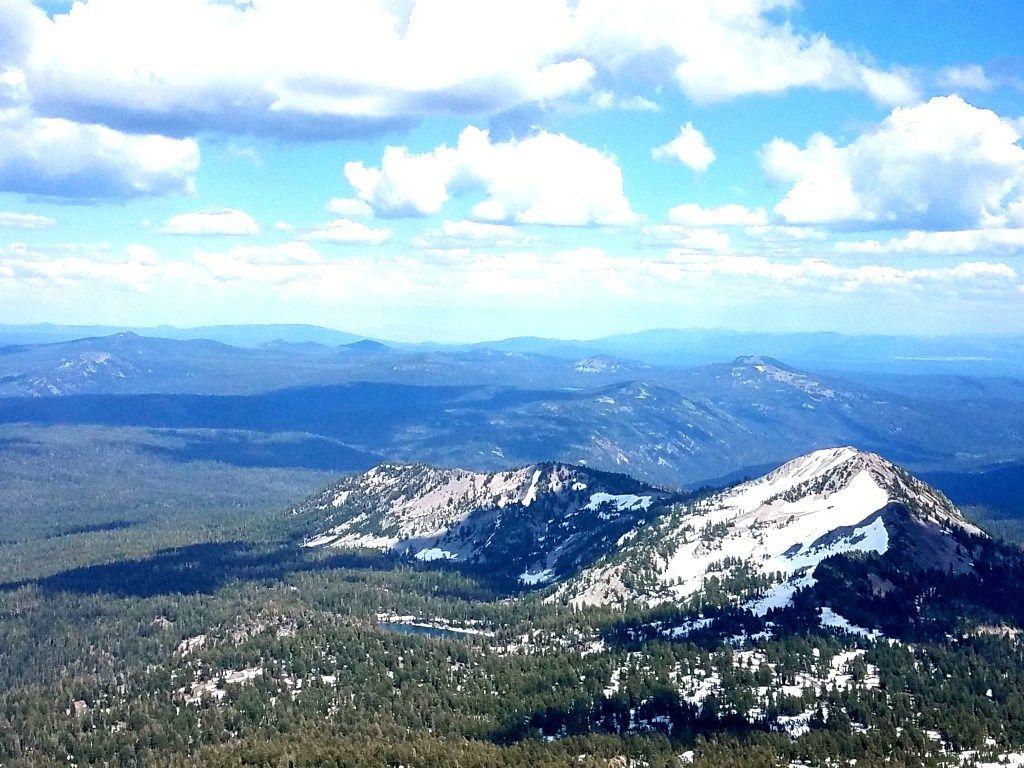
572;0;917;106
159;209;259;236
413;219;539;249
745;225;827;241
345;125;636;226
198;242;325;268
225;141;263;166
0;241;166;291
641;226;731;250
5;0;593;138
667;203;768;227
272;220;294;232
588;90;660;112
0;0;41;73
0;211;56;229
301;218;392;245
0;0;918;140
652;122;715;171
0;67;28;107
189;246;1017;297
660;251;1018;289
327;197;374;218
836;229;1024;255
0;108;199;199
3;242;1018;335
937;64;993;92
763;96;1024;230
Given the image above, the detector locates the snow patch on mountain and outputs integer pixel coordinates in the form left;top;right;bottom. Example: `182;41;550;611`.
731;356;837;399
304;464;552;548
585;493;654;512
520;568;556;585
819;607;879;638
296;461;670;580
563;446;982;608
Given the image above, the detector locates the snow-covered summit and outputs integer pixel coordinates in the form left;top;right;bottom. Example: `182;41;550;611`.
561;446;984;608
721;446;978;532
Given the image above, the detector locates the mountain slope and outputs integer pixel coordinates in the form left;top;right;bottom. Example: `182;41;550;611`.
560;447;984;610
4;345;1024;487
492;328;1024;377
0;333;290;396
0;323;368;348
294;462;680;585
293;446;986;622
0;332;657;396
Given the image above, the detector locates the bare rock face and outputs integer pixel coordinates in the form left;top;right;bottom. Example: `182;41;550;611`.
293;461;678;585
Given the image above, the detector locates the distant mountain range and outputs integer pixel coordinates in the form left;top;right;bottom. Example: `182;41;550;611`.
3;323;1023;377
0;323;367;348
2;355;1022;489
1;327;1023;519
0;331;661;397
495;328;1024;377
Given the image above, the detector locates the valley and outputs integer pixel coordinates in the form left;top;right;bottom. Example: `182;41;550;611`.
3;0;1022;762
1;329;1023;767
1;443;1024;767
2;332;1024;491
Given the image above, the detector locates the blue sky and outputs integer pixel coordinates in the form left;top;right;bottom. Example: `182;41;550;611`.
0;0;1022;341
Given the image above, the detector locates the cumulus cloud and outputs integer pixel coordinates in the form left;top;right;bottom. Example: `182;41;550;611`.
836;229;1024;255
197;242;324;268
937;64;993;92
763;96;1024;230
661;251;1018;290
0;0;41;72
3;240;1019;337
0;241;165;291
745;225;827;242
159;209;260;236
300;218;392;245
667;203;768;227
345;125;636;226
0;109;198;199
587;90;659;112
641;226;731;250
0;0;918;140
4;0;592;138
181;247;1019;298
0;211;56;228
327;198;374;218
572;0;917;106
652;123;715;171
413;220;540;249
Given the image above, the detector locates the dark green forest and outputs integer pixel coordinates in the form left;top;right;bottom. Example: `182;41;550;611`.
0;515;1022;767
2;425;1024;767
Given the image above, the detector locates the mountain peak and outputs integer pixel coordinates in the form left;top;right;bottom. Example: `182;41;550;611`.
562;446;984;608
748;446;980;532
342;339;390;352
732;355;791;370
292;447;985;618
296;461;674;583
747;445;888;497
